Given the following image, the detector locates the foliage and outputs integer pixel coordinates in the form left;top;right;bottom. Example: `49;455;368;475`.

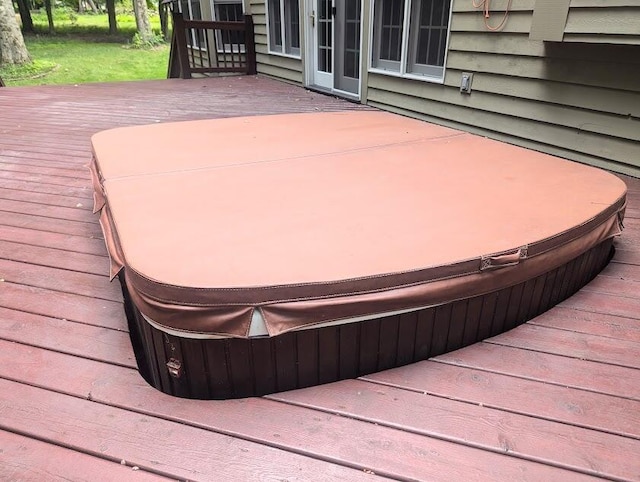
130;31;164;48
2;13;169;86
31;6;78;23
0;58;56;80
28;11;163;40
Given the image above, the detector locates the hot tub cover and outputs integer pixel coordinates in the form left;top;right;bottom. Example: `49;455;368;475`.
91;111;627;338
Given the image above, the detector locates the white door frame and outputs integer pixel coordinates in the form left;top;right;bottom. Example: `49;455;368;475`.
304;0;363;99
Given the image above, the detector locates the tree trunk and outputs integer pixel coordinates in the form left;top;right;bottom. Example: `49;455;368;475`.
106;0;117;34
133;0;153;42
0;0;31;66
44;0;54;32
158;0;168;40
86;0;98;14
15;0;34;33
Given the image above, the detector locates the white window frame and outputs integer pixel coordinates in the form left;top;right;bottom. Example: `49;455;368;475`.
266;0;302;58
210;0;246;53
177;0;206;50
368;0;452;83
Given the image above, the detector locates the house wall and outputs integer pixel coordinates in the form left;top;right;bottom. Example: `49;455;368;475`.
366;0;640;177
248;0;304;83
247;0;640;176
531;0;640;44
565;1;640;44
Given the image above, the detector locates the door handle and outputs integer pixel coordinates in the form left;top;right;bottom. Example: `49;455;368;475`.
332;5;336;16
310;11;315;27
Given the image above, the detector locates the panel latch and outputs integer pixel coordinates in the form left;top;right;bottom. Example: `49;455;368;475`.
166;358;183;378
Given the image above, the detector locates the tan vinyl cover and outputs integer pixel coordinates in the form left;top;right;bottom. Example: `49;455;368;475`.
91;111;627;338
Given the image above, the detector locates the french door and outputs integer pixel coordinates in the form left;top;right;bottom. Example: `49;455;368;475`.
309;0;362;97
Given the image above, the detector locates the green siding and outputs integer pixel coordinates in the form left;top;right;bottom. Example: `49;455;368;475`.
564;3;640;43
363;0;640;177
249;0;303;84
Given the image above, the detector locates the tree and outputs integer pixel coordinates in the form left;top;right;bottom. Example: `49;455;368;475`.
0;0;30;66
132;0;153;43
14;0;34;33
158;0;168;40
43;0;54;32
106;0;117;34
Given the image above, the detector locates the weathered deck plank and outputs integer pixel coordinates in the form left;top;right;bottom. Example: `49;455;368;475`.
364;361;640;438
270;379;640;481
0;430;173;481
0;210;102;238
0;341;604;482
434;342;640;400
0;259;120;301
0;308;135;367
0;380;376;481
0;77;638;481
1;282;127;330
0;224;106;255
529;306;640;342
486;323;640;368
0;239;109;274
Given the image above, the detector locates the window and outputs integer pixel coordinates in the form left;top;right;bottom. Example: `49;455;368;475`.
212;0;245;49
178;0;245;51
178;0;205;48
267;0;301;56
371;0;451;80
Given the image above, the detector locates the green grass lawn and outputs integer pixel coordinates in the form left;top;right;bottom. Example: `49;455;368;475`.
30;10;164;38
1;12;169;86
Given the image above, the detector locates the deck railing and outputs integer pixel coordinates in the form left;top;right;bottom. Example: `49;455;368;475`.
168;11;257;79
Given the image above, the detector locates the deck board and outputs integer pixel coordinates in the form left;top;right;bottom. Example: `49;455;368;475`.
0;309;136;367
0;224;106;255
0;259;120;301
270;379;639;481
0;210;102;238
0;342;602;482
0;379;375;481
0;282;127;330
364;361;640;438
0;240;109;274
0;76;639;480
0;430;173;481
486;323;640;369
434;342;640;400
530;306;640;342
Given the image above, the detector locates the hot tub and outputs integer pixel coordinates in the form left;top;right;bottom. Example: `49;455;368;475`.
91;111;626;399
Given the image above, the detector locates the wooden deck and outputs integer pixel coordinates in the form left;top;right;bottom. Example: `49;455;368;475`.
0;76;638;481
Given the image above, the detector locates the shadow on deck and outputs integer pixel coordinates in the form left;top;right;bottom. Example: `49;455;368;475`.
0;76;638;481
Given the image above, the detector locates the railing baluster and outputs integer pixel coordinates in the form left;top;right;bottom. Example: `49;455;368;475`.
233;30;239;69
189;27;196;70
167;15;256;77
204;28;211;68
198;28;205;69
213;28;224;67
222;28;229;69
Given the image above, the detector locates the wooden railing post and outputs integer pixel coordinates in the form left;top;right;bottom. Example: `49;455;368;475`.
167;28;180;78
0;76;5;87
244;15;257;75
167;15;256;78
171;11;192;79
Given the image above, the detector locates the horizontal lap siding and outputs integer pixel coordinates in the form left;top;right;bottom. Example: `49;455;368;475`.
249;0;303;84
565;3;640;44
365;0;640;177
